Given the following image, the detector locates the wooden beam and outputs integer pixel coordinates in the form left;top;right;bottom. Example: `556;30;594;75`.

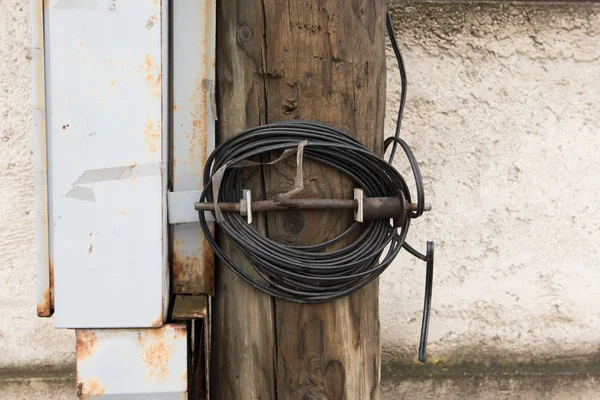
213;1;386;398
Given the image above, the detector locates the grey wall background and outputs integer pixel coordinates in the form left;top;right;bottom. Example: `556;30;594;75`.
1;1;599;398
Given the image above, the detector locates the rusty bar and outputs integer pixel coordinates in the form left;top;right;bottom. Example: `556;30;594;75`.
195;197;430;221
195;202;242;212
254;199;356;211
195;199;357;212
363;197;404;221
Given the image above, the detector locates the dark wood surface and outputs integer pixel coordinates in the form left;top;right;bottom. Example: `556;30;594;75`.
213;1;386;398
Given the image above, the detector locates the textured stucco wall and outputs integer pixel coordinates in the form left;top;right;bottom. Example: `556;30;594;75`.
382;2;600;365
0;0;75;372
1;0;600;398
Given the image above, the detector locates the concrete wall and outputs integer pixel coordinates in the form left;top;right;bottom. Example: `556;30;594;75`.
382;1;600;365
1;0;600;398
0;0;75;370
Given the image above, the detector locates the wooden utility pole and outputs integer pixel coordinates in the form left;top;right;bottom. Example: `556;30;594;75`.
213;1;386;398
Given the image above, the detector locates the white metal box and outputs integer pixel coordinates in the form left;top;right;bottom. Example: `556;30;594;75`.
34;0;216;332
35;0;170;328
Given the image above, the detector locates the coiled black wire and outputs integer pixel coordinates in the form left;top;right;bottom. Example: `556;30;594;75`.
198;10;434;361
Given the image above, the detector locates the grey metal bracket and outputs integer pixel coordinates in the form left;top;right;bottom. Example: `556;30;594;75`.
168;190;215;224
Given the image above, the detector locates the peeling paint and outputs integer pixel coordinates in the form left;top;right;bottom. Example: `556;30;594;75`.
72;162;161;185
145;13;157;30
65;186;96;202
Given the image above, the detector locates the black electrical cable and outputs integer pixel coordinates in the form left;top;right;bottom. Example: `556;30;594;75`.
386;10;435;362
198;9;434;361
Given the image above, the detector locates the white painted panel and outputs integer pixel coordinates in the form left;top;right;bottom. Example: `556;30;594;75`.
45;0;168;328
76;325;187;398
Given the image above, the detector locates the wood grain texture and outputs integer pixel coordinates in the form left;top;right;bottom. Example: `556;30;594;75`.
214;1;386;398
211;1;275;399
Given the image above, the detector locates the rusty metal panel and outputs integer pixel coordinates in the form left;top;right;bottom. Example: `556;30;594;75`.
171;0;216;296
171;295;211;399
32;0;53;317
76;325;187;399
171;295;208;320
44;0;169;328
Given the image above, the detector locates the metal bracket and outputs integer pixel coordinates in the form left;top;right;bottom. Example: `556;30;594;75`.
243;189;252;224
167;190;215;224
354;188;364;223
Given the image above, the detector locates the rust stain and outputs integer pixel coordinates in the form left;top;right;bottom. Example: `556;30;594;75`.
49;258;54;309
150;314;163;327
144;117;160;154
185;79;208;168
173;101;177;112
181;371;188;385
171;0;216;296
142;54;161;99
109;80;116;87
87;244;93;254
172;254;201;294
37;258;54;317
80;379;106;396
171;255;186;289
37;288;51;317
138;330;173;384
76;331;98;362
119;210;127;216
173;223;215;295
155;73;162;98
172;325;186;339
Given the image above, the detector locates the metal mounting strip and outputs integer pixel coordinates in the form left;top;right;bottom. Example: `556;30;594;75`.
168;190;215;224
32;0;52;318
171;0;216;296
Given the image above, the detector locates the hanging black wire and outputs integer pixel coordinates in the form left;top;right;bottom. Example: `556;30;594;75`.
198;9;434;362
386;10;435;363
